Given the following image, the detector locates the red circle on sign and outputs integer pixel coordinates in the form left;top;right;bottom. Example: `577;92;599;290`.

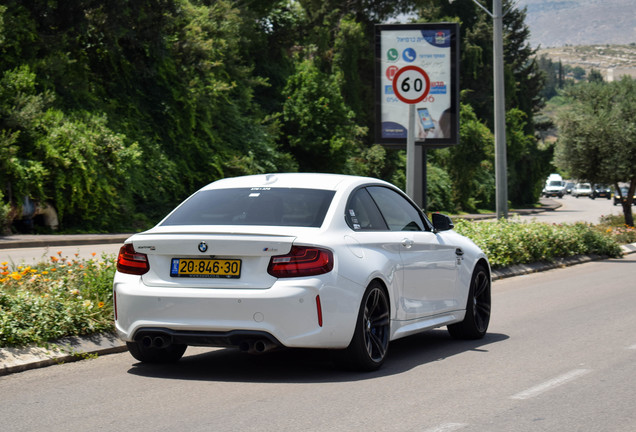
386;66;399;81
392;65;431;104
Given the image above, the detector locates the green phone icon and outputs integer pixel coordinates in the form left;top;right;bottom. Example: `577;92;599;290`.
387;48;398;62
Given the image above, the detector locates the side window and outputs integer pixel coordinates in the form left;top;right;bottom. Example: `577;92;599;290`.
345;188;388;231
366;186;426;231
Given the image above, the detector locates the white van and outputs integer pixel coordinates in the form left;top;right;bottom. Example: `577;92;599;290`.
543;174;565;198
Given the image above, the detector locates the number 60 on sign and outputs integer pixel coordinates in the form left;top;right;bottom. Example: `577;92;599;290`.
391;65;431;105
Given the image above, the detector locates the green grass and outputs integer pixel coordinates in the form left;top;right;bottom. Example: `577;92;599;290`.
1;217;633;348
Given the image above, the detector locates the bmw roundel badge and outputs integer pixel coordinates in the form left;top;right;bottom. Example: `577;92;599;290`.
198;241;208;253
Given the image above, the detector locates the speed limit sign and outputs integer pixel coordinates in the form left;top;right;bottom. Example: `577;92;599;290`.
392;65;431;104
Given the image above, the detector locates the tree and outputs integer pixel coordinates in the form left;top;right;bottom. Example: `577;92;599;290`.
281;56;365;172
413;0;547;208
587;68;604;83
414;0;543;131
572;66;586;80
0;65;142;230
537;54;558;100
0;1;296;229
431;103;495;212
506;108;552;206
555;77;636;226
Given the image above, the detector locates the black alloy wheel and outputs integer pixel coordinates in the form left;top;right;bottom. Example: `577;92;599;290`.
448;263;491;339
338;281;390;371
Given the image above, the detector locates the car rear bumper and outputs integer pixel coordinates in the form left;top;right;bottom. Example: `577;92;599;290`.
113;273;361;349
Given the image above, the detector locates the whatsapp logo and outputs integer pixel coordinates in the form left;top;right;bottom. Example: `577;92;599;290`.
387;48;398;62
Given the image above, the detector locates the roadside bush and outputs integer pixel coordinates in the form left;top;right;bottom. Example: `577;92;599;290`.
597;214;636;244
0;252;115;347
426;164;456;213
454;218;623;268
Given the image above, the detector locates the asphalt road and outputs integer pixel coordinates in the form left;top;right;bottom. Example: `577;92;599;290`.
517;193;627;224
1;255;635;432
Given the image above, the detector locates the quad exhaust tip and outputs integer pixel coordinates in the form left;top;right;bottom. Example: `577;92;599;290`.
137;331;280;354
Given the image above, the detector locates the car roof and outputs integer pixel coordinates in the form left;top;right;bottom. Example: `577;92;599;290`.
200;173;392;191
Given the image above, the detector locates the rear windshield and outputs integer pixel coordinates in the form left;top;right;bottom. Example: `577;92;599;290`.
161;188;335;227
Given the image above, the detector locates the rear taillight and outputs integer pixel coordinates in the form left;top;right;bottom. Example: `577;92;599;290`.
116;243;149;275
267;246;333;278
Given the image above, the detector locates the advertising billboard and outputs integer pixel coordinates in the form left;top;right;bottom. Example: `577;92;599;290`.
375;23;460;147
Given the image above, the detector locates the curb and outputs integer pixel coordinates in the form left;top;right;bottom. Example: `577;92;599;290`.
0;234;131;250
491;242;636;281
0;333;127;376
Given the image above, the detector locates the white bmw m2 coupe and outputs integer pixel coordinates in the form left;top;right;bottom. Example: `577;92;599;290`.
113;173;491;371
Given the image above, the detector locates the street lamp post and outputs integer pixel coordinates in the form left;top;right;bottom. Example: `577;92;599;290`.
451;0;508;218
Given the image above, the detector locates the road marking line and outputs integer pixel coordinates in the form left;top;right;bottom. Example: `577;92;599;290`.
628;344;636;350
511;369;591;400
423;423;467;432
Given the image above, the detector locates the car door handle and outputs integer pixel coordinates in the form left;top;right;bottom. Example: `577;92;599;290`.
402;239;414;249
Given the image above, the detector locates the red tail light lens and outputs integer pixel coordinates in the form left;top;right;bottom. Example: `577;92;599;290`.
315;295;323;327
267;246;333;278
116;243;149;275
113;289;118;321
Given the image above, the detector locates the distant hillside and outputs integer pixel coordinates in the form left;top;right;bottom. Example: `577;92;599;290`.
537;44;636;80
517;0;635;48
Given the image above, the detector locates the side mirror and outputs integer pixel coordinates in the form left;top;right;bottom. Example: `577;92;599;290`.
432;213;454;232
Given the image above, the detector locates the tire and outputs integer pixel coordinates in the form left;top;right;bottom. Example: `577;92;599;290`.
337;281;390;371
448;264;491;340
126;340;187;364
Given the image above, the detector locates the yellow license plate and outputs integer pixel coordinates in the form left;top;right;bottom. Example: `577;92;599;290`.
170;258;241;278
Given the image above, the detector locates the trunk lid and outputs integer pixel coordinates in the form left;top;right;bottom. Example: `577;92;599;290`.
129;232;296;289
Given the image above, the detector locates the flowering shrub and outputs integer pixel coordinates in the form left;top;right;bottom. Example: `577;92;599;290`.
0;252;115;347
597;214;636;244
454;218;623;268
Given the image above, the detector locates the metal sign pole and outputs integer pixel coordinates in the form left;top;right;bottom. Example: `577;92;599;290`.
493;0;508;218
406;104;416;199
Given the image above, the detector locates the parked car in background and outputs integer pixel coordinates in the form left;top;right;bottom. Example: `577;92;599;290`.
564;181;575;195
572;183;592;198
590;184;612;199
613;187;636;206
113;173;491;371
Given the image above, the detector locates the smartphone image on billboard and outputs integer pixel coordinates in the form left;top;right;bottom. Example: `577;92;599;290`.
417;107;435;130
